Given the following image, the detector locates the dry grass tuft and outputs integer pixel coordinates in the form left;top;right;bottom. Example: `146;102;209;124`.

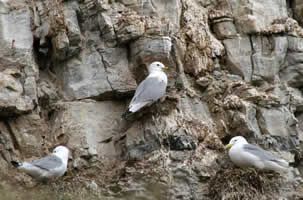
208;168;282;200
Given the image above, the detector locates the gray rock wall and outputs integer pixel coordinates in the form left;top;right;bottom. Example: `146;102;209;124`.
1;0;303;199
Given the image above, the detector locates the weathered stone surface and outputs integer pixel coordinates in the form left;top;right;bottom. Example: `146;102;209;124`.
288;36;303;52
56;50;111;100
229;0;287;34
223;36;252;81
120;0;181;33
24;76;38;105
98;7;147;45
280;64;303;88
212;20;238;40
63;0;82;57
0;122;16;160
0;72;34;117
52;100;125;161
251;36;288;83
181;0;224;75
98;12;117;45
8;114;47;156
226;101;262;137
52;32;69;61
113;13;145;44
257;107;297;137
130;36;174;66
123;120;161;160
0;4;33;49
56;47;136;100
285;52;303;66
100;47;137;95
294;0;303;26
280;36;303;88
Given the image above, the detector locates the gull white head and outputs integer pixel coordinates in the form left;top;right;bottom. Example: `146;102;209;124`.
225;136;248;149
53;146;69;161
147;62;168;73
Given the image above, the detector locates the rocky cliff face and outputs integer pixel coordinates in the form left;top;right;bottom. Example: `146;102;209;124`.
1;0;303;199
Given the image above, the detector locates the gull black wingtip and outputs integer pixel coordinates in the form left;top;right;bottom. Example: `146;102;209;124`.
121;109;137;121
122;108;134;120
121;109;130;118
11;161;21;168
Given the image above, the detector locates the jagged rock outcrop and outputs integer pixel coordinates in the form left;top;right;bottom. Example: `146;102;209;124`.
0;0;303;199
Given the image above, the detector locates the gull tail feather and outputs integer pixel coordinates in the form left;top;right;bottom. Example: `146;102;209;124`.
128;102;148;113
275;159;289;168
11;161;22;168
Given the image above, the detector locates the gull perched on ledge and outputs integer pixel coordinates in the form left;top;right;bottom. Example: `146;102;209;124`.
11;146;69;181
225;136;289;172
122;61;168;118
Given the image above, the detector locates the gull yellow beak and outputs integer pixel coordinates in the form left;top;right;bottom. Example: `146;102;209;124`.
162;66;168;71
225;144;232;149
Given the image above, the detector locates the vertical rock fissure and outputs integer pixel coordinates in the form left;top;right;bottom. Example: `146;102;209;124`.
100;54;115;92
172;37;188;89
249;35;256;82
179;0;186;28
4;121;20;151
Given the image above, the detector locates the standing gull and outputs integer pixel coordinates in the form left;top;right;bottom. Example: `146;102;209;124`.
122;61;168;117
225;136;288;172
11;146;69;181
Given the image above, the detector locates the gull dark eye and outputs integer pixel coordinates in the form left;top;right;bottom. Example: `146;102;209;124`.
157;64;160;66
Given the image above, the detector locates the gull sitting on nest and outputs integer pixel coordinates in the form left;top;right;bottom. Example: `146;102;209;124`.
11;146;69;181
225;136;288;172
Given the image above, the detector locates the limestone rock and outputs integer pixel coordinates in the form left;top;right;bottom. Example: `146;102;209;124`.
251;36;288;83
56;50;111;100
8;114;47;156
294;0;303;26
130;36;174;66
113;12;145;44
52;32;69;61
229;0;287;34
56;46;137;100
24;76;38;105
280;36;303;88
288;36;303;52
98;13;117;45
257;107;297;137
120;0;181;33
63;0;82;57
0;73;34;117
181;0;224;74
52;100;125;162
101;47;137;95
226;102;262;137
223;36;252;81
123;120;161;160
280;64;303;88
212;19;238;40
0;4;33;50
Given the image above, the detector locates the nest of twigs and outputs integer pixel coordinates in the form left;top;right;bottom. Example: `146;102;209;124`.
208;168;282;200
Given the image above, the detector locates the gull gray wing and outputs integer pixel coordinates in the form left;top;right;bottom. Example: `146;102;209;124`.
31;154;63;171
130;76;166;105
243;144;282;162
